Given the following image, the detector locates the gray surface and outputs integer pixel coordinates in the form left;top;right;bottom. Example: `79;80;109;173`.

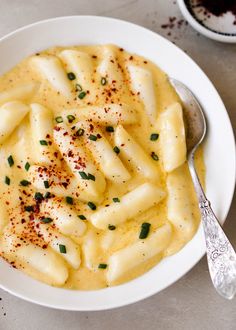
0;1;236;329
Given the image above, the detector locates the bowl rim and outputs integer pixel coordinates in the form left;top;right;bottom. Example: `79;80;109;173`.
0;15;235;311
177;0;236;43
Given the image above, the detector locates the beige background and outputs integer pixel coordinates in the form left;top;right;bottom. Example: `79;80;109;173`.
0;1;236;329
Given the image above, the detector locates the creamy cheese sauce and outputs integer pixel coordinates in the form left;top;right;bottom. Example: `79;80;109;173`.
0;45;205;289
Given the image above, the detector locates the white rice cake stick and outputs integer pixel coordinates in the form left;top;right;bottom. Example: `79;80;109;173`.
0;82;39;105
114;125;160;180
107;223;172;284
0;101;30;144
90;183;166;229
40;198;87;238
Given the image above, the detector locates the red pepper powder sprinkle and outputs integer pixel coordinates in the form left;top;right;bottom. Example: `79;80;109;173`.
193;0;236;17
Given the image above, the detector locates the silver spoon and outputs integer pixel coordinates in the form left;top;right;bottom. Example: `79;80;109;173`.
170;78;236;299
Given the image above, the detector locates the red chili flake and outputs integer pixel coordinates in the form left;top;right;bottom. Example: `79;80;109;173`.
46;134;50;138
61;182;69;188
54;126;60;131
119;48;124;51
68;150;73;157
92;55;97;59
129;56;133;60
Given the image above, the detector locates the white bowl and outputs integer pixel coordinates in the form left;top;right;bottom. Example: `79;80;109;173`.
177;0;236;43
0;16;235;311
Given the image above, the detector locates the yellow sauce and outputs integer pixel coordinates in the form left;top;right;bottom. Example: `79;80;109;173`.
0;45;205;289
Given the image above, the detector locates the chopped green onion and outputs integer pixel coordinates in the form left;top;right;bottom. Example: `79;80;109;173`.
78;91;86;99
67;115;76;123
76;128;85;136
106;126;114;132
44;181;50;189
87;173;95;181
25;162;30;171
40;140;48;146
5;176;10;185
76;84;83;92
113;197;120;203
25;205;34;212
108;225;116;231
151;152;159;161
139;222;151;239
41;217;53;224
98;263;107;269
44;192;51;199
150;133;159;141
59;244;67;254
88;134;97;141
88;201;96;210
55;116;63;123
34;192;44;201
78;215;87;220
113;146;120;154
20;180;30;187
101;77;107;86
66;196;73;205
67;72;76;80
7;155;14;167
79;171;88;180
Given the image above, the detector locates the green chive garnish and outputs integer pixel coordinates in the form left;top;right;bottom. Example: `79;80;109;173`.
7;155;14;167
88;201;96;210
59;244;67;254
66;196;73;205
40;140;48;146
67;115;76;123
106;126;114;132
78;91;86;99
88;134;97;141
44;192;51;199
25;205;34;212
113;146;120;154
78;215;87;220
151;152;159;161
79;171;88;180
76;128;85;136
150;133;159;141
5;176;10;185
87;173;95;181
44;181;50;189
139;222;151;239
41;217;53;224
20;180;30;187
25;162;30;171
34;192;44;201
108;225;116;231
76;84;82;92
55;116;63;123
113;197;120;203
67;72;76;80
101;77;107;86
98;263;107;269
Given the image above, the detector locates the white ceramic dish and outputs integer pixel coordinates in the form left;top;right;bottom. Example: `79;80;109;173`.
177;0;236;43
0;16;235;311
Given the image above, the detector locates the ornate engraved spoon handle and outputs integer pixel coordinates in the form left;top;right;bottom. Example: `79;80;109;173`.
188;152;236;299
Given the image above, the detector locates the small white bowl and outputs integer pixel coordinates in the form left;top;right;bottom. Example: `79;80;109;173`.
177;0;236;43
0;16;235;311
